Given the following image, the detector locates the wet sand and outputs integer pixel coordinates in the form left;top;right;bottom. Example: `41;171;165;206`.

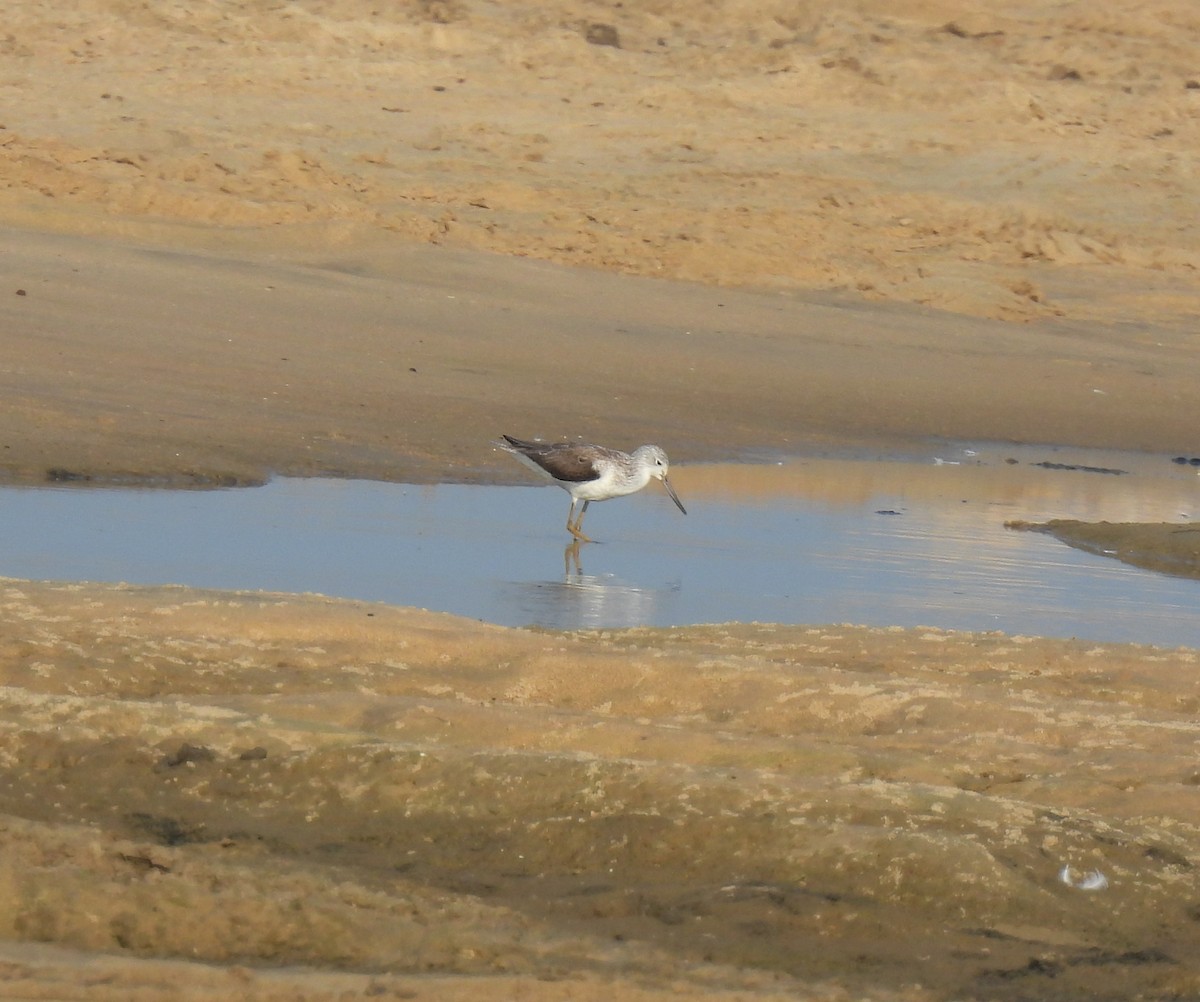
3;0;1200;998
3;580;1200;1002
1009;519;1200;581
6;224;1199;488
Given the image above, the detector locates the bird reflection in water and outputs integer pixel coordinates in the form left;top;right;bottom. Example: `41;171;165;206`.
565;539;584;577
501;539;673;630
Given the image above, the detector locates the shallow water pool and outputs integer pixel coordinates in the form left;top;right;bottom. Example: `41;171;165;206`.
3;446;1199;645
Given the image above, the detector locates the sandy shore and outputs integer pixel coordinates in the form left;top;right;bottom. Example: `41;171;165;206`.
3;580;1199;1002
2;0;1199;998
3;0;1200;483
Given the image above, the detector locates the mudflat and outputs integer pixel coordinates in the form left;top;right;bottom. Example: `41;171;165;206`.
2;1;1199;998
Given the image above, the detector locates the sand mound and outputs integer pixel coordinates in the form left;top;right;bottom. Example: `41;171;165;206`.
2;0;1197;324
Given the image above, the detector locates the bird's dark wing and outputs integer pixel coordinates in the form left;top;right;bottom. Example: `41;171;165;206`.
502;436;603;483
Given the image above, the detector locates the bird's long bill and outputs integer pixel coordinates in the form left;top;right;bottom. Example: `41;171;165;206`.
662;476;687;515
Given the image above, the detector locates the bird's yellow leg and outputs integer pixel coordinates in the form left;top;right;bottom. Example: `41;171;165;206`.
567;500;593;543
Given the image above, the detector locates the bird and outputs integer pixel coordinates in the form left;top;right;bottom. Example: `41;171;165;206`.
498;435;687;542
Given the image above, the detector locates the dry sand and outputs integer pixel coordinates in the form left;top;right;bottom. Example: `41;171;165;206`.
2;0;1200;998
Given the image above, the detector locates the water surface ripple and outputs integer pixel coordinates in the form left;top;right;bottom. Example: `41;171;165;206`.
3;449;1198;645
